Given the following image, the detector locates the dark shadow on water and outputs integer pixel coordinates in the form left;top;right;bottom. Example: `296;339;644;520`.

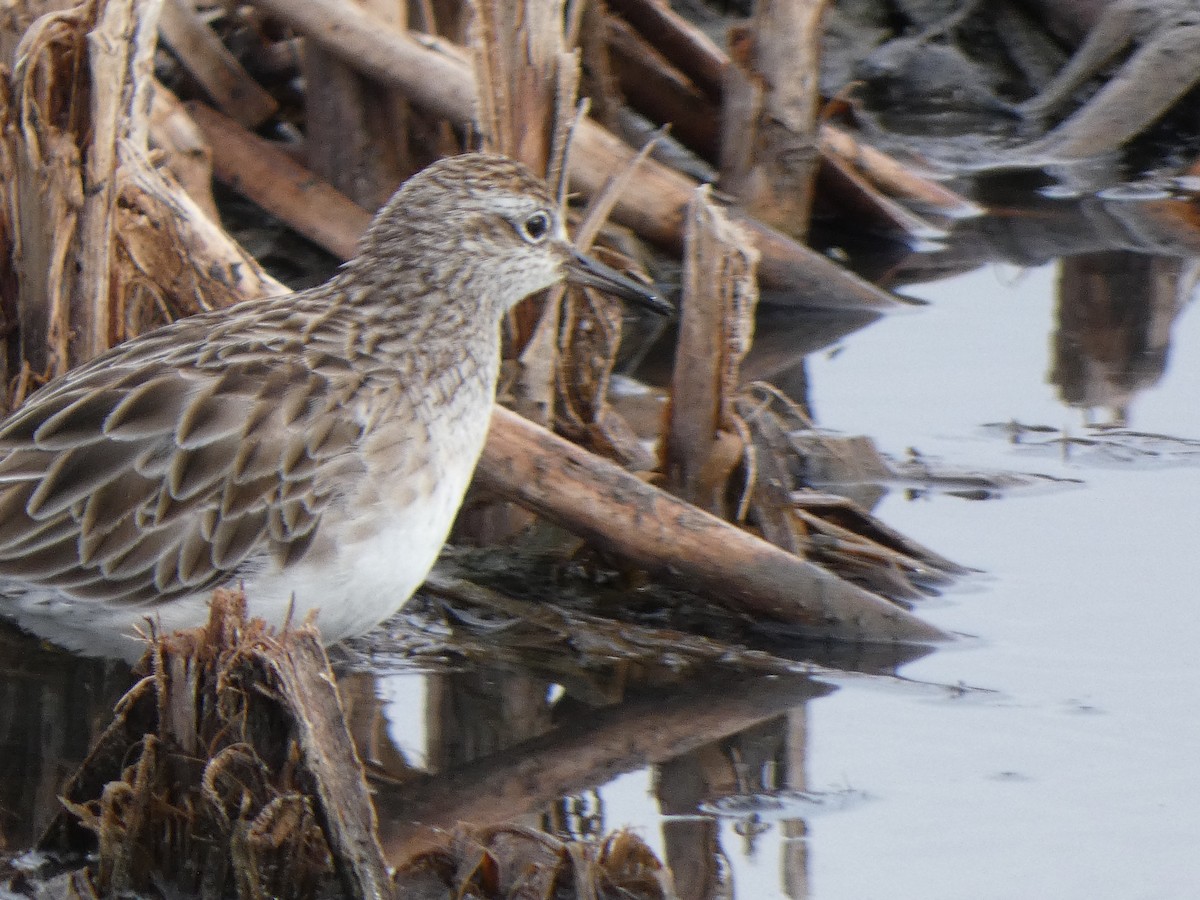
366;663;835;896
0;623;133;851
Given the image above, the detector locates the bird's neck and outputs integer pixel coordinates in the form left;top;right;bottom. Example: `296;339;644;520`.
292;271;505;390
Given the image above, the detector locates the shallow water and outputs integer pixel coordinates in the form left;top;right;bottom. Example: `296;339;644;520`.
799;262;1200;898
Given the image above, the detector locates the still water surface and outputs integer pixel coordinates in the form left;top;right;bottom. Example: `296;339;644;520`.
804;263;1200;899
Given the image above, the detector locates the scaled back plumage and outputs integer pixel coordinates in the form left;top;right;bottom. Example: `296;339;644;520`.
0;153;660;658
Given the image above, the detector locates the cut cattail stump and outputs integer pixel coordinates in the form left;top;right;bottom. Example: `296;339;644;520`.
35;590;394;900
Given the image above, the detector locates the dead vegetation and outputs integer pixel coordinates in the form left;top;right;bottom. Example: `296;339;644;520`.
18;590;390;898
4;0;1200;892
6;0;1179;659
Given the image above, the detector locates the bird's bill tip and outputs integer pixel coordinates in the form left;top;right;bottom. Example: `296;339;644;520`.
566;248;672;316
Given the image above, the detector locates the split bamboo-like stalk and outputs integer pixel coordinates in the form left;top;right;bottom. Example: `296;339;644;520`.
721;0;829;240
39;592;395;900
666;186;759;513
1;0;284;408
463;0;585;540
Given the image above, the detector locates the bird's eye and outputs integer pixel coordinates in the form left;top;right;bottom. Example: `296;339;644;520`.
520;210;552;243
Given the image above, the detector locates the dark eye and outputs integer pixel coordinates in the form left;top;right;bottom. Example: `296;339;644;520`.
520;210;552;243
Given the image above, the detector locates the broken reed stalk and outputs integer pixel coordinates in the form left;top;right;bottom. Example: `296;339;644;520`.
302;54;411;212
1;1;284;409
603;0;727;99
39;591;394;900
186;101;371;259
304;0;417;212
555;135;662;471
158;0;278;128
666;185;759;515
597;0;979;233
480;406;949;644
721;0;830;240
463;0;586;544
818;124;982;217
472;0;580;411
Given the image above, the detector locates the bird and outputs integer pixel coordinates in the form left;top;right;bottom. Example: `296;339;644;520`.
0;153;668;660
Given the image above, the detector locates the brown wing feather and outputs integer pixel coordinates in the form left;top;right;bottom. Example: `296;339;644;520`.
0;331;365;604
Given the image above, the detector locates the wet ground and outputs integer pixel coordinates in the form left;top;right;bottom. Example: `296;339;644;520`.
4;186;1200;898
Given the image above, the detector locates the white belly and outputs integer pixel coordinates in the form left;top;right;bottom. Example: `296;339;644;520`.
241;466;472;642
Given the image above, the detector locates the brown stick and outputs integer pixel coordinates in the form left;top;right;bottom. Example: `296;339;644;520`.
604;2;978;227
249;0;476;120
604;0;728;99
731;213;916;310
819;124;982;219
186;102;372;260
819;150;947;241
666;187;759;511
480;406;949;644
302;0;412;211
720;0;829;240
158;0;278;128
269;629;395;900
607;16;718;160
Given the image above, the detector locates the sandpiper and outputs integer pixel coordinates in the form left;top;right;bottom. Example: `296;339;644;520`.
0;153;667;660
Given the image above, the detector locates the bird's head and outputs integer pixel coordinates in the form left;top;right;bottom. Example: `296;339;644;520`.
354;154;670;321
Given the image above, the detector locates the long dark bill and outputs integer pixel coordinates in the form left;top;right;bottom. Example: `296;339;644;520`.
567;248;673;317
